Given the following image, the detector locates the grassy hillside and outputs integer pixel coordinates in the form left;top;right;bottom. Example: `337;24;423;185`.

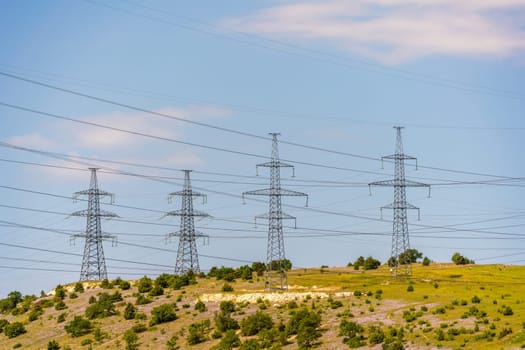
0;263;524;350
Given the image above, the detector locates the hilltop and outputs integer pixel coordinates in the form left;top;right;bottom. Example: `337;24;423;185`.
0;263;524;349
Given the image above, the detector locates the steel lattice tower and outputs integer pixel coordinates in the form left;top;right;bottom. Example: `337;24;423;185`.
243;133;308;291
369;127;430;277
166;170;209;275
72;168;118;281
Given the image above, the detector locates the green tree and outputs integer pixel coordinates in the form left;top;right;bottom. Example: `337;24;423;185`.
398;249;423;264
123;329;139;350
120;280;131;290
150;303;177;326
452;252;474;265
251;262;266;276
363;256;381;270
166;334;180;350
85;293;117;319
47;340;61;350
195;300;207;312
0;319;9;333
54;285;66;300
187;319;211;345
241;311;274;336
220;301;236;313
213;329;241;349
124;303;136;320
64;316;92;337
339;320;364;348
136;276;153;293
369;326;385;345
4;322;26;338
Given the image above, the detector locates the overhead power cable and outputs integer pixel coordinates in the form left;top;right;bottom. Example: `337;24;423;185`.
0;70;519;179
0;241;172;268
83;0;525;101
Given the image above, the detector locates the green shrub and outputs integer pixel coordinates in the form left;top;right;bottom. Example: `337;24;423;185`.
498;305;513;316
120;280;131;290
422;257;430;266
47;340;60;350
222;283;234;292
0;319;9;333
187;319;211;345
137;276;153;293
363;256;381;270
406;285;414;292
214;329;241;349
124;303;136;320
166;335;179;350
85;294;117;319
123;329;138;350
80;338;92;346
452;252;474;265
215;311;239;332
195;300;207;312
369;326;385;344
54;285;66;300
150;303;177;326
241;311;274;336
4;322;26;338
220;301;236;313
148;285;164;297
135;294;151;305
131;323;147;333
64;316;92;337
339;319;364;348
471;295;481;304
100;279;113;289
74;282;84;293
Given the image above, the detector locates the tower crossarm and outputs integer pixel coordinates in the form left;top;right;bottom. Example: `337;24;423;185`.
165;210;210;218
368;179;431;197
243;188;308;205
380;202;421;220
73;189;115;201
71;209;119;218
255;212;297;227
167;230;209;239
168;190;207;200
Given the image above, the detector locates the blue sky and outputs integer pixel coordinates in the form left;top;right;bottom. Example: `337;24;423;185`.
0;0;524;297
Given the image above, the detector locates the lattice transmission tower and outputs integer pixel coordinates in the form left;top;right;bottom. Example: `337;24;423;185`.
243;133;308;291
165;170;209;275
369;127;430;277
72;168;118;281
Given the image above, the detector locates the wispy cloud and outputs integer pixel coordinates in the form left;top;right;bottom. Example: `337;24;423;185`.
223;0;525;64
7;132;55;149
5;105;226;181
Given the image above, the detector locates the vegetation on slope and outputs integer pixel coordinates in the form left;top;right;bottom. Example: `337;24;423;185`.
0;261;524;349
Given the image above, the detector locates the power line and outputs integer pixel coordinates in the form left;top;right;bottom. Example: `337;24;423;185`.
0;241;173;268
0;70;519;180
3;182;525;238
0;101;391;176
84;0;525;101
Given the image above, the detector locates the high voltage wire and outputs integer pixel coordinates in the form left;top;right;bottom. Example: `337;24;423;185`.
0;241;172;268
0;265;167;276
2;198;525;240
2;176;525;239
0;256;172;272
0;70;520;180
2;139;523;193
0;101;392;177
84;0;525;102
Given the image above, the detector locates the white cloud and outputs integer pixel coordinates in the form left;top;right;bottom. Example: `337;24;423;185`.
222;0;525;63
6;132;54;149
